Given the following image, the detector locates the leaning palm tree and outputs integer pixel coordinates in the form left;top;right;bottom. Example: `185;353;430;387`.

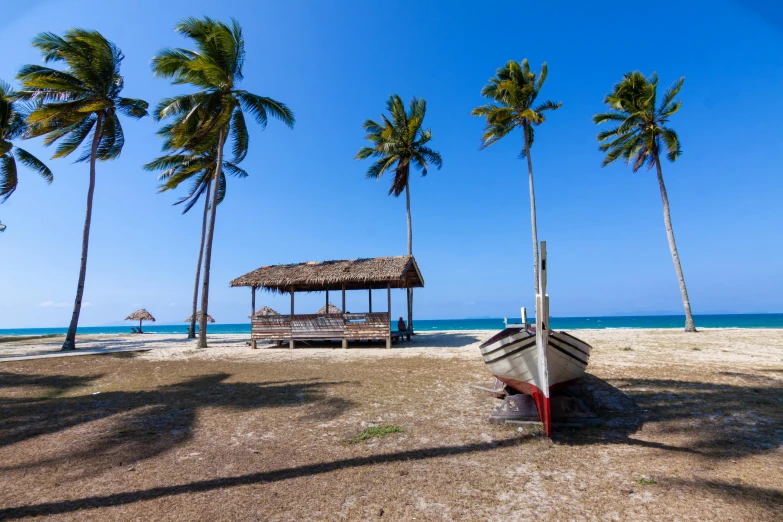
144;144;246;339
152;17;294;348
356;94;442;332
17;29;148;351
1;80;52;201
594;71;696;332
471;59;561;295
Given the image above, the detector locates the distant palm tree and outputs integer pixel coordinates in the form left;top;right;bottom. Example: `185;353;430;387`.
17;29;148;350
471;59;561;295
0;221;5;232
152;17;294;347
144;146;246;339
594;71;696;332
1;80;52;201
356;94;442;331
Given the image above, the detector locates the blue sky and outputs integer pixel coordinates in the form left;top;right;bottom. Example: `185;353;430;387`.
1;0;782;328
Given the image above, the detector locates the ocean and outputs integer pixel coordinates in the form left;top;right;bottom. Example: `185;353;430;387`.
1;313;782;336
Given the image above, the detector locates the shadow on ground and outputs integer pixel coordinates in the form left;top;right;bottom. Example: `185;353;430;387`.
0;438;524;519
553;373;783;460
0;372;354;476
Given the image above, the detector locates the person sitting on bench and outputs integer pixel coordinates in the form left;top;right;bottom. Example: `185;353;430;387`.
397;317;406;331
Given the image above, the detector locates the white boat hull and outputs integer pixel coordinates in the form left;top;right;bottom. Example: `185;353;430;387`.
479;328;592;426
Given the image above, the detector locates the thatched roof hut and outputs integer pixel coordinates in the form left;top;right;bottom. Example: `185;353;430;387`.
229;255;424;292
317;302;342;315
250;305;280;318
125;309;155;333
185;312;215;323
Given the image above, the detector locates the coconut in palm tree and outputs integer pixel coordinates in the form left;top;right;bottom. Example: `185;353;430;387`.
356;94;442;332
17;30;148;350
1;80;53;201
151;17;294;347
594;71;696;332
471;60;561;295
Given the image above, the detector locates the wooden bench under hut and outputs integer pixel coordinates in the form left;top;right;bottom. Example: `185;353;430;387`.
229;256;424;349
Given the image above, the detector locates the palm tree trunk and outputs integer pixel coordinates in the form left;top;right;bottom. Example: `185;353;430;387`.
188;179;211;339
655;158;696;332
405;179;413;332
62;113;103;351
524;123;540;296
197;127;226;348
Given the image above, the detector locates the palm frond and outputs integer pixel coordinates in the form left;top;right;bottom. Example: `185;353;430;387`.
13;147;53;183
0;154;19;201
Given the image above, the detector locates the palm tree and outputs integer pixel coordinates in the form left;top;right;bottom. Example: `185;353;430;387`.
152;17;294;347
17;29;148;350
0;221;5;232
144;145;246;339
1;80;53;201
471;59;561;295
356;94;442;331
594;71;696;332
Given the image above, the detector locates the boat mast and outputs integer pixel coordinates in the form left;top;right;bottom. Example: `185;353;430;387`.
535;241;551;436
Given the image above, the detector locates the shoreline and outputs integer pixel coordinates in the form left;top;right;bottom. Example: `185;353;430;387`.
3;328;783;367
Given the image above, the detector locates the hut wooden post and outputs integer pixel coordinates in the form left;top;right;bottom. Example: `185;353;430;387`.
386;282;391;349
406;283;412;334
290;288;295;350
139;319;143;333
251;287;257;349
341;284;347;349
325;289;329;312
368;290;372;313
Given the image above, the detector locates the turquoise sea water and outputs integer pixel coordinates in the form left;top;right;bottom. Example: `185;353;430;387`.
1;314;782;336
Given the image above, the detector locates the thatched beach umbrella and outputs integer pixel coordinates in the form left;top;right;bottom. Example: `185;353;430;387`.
250;305;280;318
125;309;155;333
317;302;342;315
185;312;215;323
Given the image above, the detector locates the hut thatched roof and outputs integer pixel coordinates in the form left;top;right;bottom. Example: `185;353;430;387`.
317;302;342;315
229;255;424;292
125;309;156;322
185;312;215;323
250;306;280;318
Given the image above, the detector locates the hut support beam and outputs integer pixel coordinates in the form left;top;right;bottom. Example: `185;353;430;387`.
251;287;257;349
407;285;412;334
342;284;347;349
369;290;372;313
386;283;391;349
325;289;329;312
290;288;295;349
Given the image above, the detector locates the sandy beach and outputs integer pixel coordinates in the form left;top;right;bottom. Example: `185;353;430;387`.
3;328;783;368
2;328;782;520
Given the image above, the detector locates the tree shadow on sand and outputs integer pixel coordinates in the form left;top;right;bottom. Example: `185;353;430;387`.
0;373;355;477
553;373;783;460
0;438;525;519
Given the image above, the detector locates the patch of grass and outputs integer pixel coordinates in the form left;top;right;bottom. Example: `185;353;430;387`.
635;477;657;485
347;425;404;444
692;348;701;351
620;346;633;351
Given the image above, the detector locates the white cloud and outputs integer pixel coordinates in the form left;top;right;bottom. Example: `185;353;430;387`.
40;301;71;308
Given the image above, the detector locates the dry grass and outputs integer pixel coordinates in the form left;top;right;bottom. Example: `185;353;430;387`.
0;329;781;520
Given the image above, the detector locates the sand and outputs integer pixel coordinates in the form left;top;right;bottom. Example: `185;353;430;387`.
1;328;782;520
3;329;783;370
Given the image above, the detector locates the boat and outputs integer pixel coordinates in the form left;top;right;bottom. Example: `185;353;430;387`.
479;241;593;436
